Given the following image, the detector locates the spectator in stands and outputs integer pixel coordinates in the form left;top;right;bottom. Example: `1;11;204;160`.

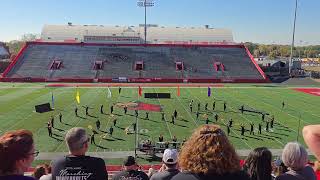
275;142;316;180
303;125;320;161
243;147;272;180
112;156;149;180
172;124;250;180
150;149;180;180
0;129;37;180
38;164;51;180
32;165;46;180
51;127;108;180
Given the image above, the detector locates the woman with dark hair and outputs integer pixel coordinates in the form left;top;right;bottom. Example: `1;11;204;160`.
243;147;273;180
172;124;250;180
0;129;38;180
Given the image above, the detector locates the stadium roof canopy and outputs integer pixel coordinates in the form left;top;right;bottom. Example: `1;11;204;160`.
41;24;234;44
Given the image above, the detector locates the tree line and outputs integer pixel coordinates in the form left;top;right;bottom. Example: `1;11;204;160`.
244;42;320;59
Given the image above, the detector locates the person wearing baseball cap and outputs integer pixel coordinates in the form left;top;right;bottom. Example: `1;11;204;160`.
112;156;149;180
150;149;180;180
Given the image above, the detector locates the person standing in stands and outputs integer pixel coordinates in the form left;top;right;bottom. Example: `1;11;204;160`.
50;116;55;128
109;126;114;136
100;104;104;114
51;127;108;180
59;112;62;123
171;125;250;180
75;107;78;117
250;123;254;135
223;102;227;112
189;102;193;112
0;129;38;180
112;156;149;180
243;147;273;180
150;149;180;180
258;123;262;134
110;105;114;114
47;122;53;137
85;106;89;116
95;119;101;130
145;112;149;120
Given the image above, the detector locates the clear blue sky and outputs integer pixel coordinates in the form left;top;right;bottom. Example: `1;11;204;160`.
1;0;319;45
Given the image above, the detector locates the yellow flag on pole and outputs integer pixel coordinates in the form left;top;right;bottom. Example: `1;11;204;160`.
76;90;80;104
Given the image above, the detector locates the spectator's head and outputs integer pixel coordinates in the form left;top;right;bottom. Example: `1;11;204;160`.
65;127;89;155
314;161;320;171
32;165;46;179
244;147;272;180
123;156;138;171
178;124;240;175
43;163;51;174
0;129;36;175
282;142;308;171
162;149;178;169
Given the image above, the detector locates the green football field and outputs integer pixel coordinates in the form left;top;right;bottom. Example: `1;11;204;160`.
0;83;319;153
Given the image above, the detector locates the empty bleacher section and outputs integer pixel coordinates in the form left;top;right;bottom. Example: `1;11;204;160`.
2;42;266;82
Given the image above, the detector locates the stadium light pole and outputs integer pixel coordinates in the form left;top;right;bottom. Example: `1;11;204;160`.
289;0;298;75
137;0;155;45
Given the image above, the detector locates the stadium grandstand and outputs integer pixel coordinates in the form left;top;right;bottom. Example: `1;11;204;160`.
0;42;10;74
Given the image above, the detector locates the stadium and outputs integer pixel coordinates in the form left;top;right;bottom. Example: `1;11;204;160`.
0;23;320;179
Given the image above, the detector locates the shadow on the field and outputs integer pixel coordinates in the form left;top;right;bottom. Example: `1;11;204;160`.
51;135;63;141
269;131;289;137
104;138;116;141
52;133;63;137
229;134;248;141
88;114;98;118
258;133;282;140
113;137;126;141
113;113;123;117
77;116;87;119
244;135;264;141
62;122;72;126
174;124;188;128
275;128;292;132
116;126;125;130
138;133;150;137
141;118;160;123
99;130;109;134
54;127;65;132
95;144;108;150
178;118;189;122
255;134;275;140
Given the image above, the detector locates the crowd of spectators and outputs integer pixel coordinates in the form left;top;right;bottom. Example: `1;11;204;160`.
0;124;319;180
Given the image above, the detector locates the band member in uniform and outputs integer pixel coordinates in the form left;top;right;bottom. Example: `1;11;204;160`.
212;101;216;110
50;115;55;128
100;104;104;114
282;101;285;109
135;110;138;118
223;102;227;112
145;112;149;120
189;102;193;112
57;112;62;123
266;121;270;132
171;115;175;124
197;102;200;111
240;105;244;114
161;112;165;120
113;118;117;127
258;123;262;134
96;119;101;130
90;133;95;145
47;122;52;137
205;103;208;111
206;117;209;124
173;110;178;119
75;107;78;117
85;106;89;116
109;126;114;136
132;123;136;132
215;114;219;122
271;115;274;128
228;118;233;127
118;87;122;94
196;111;200;119
262;113;265;121
241;124;245;136
124;106;128;114
159;134;164;142
227;126;230;136
110;105;114;114
250;123;254;135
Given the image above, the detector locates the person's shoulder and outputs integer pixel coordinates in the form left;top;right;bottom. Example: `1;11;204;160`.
0;175;36;180
231;170;250;179
112;170;127;180
52;156;67;165
171;171;200;180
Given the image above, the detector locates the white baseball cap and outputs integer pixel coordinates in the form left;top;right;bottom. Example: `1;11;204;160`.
163;149;178;164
